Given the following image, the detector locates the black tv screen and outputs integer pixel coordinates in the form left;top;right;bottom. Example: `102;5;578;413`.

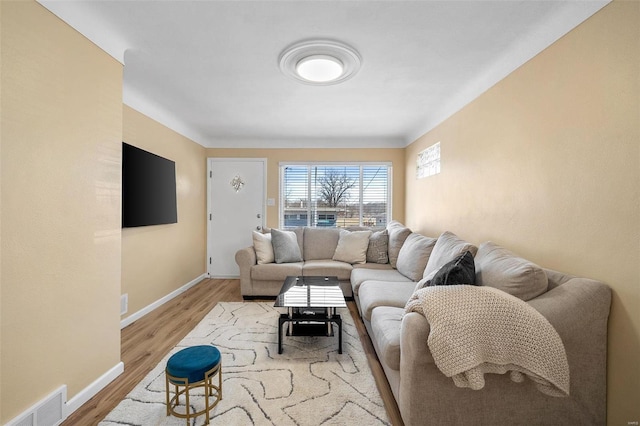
122;142;177;227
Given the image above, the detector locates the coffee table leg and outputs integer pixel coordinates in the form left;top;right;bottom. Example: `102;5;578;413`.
278;316;284;354
337;317;342;354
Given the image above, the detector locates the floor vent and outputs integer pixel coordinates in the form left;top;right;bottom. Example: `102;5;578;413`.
7;386;67;426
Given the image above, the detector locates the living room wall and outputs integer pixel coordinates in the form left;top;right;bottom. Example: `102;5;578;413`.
1;1;123;423
121;106;207;322
205;148;406;229
404;1;639;423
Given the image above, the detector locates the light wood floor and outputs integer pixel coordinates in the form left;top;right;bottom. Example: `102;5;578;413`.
62;278;403;426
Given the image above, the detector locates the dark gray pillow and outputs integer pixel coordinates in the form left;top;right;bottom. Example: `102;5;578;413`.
428;250;476;287
271;229;303;263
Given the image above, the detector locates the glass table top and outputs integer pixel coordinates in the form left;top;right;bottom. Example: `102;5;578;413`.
274;276;347;308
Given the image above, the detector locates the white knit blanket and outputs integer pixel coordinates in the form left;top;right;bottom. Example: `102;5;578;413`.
405;285;570;397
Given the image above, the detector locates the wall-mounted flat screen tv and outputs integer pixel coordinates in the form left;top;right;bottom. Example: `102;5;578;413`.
122;142;177;227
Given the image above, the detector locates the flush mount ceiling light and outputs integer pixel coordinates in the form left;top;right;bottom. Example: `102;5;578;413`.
279;40;361;86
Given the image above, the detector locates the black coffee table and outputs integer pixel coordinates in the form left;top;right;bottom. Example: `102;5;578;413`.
274;276;347;354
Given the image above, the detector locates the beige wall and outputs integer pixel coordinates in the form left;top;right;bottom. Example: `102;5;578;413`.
121;106;207;319
205;148;405;229
0;1;123;423
405;1;639;423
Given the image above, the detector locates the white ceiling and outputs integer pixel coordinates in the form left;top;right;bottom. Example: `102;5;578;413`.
38;0;609;149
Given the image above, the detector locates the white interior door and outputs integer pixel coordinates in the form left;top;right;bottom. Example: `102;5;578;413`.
207;158;266;277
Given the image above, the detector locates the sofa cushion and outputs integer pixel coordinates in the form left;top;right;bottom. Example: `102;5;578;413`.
475;241;548;301
332;230;372;264
271;229;303;263
252;231;274;264
387;221;412;269
303;227;341;260
396;233;437;281
366;229;389;264
350;266;409;296
358;281;416;321
426;250;476;287
423;231;478;279
251;262;303;281
370;307;404;371
302;260;353;281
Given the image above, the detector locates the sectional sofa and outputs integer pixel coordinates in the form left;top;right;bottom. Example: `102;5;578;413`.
235;222;611;425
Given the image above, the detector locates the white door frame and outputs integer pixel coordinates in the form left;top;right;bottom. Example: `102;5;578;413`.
206;157;267;277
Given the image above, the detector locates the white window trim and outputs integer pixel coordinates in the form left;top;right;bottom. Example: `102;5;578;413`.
279;162;392;229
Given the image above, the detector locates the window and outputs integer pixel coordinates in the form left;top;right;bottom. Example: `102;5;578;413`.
417;142;440;179
280;163;392;228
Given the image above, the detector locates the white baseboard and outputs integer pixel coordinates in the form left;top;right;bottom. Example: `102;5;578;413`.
6;276;207;426
65;362;124;418
120;273;207;329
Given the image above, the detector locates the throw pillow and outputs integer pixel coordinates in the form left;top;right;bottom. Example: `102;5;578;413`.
427;250;476;286
387;222;412;269
423;231;478;279
475;241;548;301
333;230;372;264
252;231;274;264
396;233;437;281
366;229;389;264
271;228;303;264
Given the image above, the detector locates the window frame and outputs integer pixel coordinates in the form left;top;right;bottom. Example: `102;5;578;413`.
279;161;392;229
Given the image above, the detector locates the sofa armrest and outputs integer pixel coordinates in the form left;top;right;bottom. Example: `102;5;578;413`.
235;246;257;296
526;278;611;424
398;312;436;425
398;279;611;426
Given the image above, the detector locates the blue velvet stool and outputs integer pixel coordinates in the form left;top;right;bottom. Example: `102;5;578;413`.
165;345;222;425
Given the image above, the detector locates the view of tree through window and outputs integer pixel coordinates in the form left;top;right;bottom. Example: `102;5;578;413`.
280;164;391;228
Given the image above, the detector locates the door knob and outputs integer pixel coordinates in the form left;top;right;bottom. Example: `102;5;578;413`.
256;226;262;230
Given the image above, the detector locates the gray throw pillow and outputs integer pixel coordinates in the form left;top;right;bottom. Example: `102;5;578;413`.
271;229;303;264
396;233;437;281
475;241;548;301
387;222;412;269
366;229;389;264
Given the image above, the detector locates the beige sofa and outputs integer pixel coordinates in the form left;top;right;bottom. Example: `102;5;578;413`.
235;222;611;425
235;226;394;299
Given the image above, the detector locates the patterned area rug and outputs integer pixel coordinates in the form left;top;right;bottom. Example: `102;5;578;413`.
100;302;390;425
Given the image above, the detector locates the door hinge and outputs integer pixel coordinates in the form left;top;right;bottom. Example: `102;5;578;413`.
209;213;212;220
209;171;212;178
209;257;212;264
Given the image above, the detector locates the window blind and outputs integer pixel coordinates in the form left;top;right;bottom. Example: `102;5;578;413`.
280;163;391;228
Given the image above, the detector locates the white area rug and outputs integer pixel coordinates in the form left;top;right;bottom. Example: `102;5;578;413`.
100;302;390;425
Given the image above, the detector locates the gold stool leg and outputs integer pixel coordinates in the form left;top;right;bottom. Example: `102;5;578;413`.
205;373;211;425
165;371;170;416
184;380;190;426
166;363;221;424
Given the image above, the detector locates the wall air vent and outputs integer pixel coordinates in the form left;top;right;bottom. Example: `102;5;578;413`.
6;386;67;426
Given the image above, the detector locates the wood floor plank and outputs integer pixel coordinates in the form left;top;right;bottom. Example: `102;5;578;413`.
62;278;403;425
